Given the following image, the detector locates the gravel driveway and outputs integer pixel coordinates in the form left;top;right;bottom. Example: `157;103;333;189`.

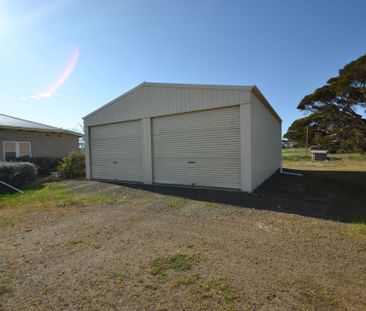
0;177;365;310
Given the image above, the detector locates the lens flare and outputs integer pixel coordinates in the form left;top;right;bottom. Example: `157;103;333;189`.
31;46;80;100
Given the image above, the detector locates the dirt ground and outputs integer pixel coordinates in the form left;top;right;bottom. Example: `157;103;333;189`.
0;175;365;311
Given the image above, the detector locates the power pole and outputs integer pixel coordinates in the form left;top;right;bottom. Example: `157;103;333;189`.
305;126;309;158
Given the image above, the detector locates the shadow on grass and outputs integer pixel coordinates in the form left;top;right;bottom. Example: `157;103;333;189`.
108;170;366;224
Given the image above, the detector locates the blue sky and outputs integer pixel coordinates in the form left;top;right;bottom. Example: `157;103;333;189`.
0;0;365;134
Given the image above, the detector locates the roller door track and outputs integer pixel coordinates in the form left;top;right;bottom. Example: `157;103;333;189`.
90;120;143;182
152;106;241;189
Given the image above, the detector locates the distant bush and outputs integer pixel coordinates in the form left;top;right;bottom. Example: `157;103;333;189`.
0;162;37;187
57;152;85;178
17;157;61;175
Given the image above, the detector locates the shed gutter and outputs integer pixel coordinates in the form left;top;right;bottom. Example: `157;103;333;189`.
0;126;83;137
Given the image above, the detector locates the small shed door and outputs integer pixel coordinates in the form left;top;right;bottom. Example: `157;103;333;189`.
152;106;241;189
89;120;143;182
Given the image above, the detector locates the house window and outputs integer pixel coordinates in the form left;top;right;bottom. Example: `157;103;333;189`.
3;142;32;161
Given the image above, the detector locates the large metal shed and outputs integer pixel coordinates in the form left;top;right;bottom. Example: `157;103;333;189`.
83;82;282;192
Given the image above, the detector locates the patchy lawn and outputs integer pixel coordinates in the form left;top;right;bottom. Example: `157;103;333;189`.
0;165;366;310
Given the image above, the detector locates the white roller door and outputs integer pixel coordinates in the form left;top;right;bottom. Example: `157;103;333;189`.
152;106;241;189
90;120;143;182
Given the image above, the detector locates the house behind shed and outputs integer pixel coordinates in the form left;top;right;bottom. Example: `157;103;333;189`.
0;114;81;162
84;82;282;192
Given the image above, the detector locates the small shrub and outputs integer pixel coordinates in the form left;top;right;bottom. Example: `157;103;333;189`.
0;162;37;188
57;152;85;178
17;156;61;174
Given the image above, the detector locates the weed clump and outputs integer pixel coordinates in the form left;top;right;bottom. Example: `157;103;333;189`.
150;253;196;276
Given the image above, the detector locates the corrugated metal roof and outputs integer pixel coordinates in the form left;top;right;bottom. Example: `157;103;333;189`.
0;113;82;136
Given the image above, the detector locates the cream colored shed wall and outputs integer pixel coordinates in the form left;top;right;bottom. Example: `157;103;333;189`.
250;94;282;190
84;84;251;127
84;83;282;190
85;127;91;179
240;104;252;192
84;84;252;181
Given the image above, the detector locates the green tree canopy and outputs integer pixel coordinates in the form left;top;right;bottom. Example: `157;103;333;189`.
285;54;366;152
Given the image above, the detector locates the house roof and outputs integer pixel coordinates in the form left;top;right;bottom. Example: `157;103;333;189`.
0;113;82;136
83;82;282;122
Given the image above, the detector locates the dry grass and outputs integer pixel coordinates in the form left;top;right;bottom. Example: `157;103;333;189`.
294;279;343;309
0;183;126;228
0;170;365;310
339;223;366;239
282;148;366;171
0;183;124;209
